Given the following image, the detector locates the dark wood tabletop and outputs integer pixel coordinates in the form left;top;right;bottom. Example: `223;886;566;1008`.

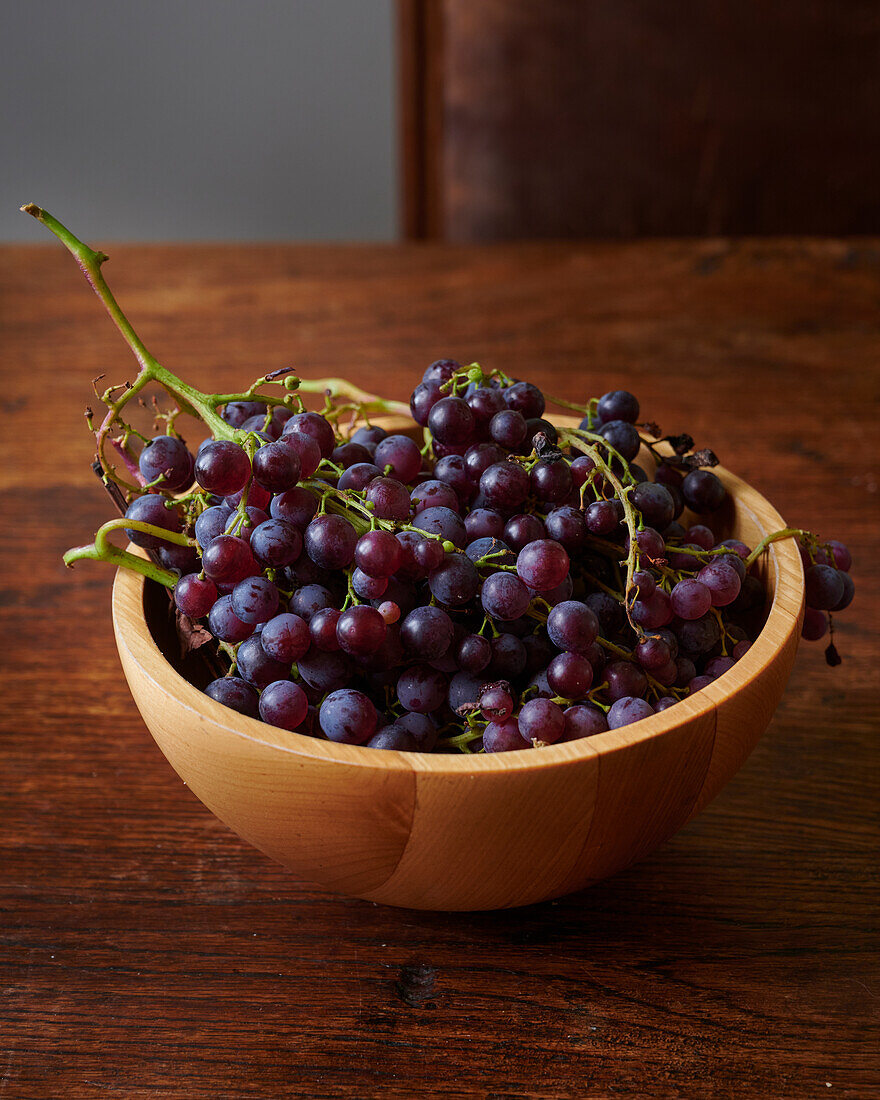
1;238;878;1098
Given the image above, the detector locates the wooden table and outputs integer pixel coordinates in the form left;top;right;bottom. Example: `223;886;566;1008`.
1;239;878;1097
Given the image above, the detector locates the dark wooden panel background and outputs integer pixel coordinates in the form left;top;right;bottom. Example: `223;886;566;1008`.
1;238;879;1095
399;0;880;240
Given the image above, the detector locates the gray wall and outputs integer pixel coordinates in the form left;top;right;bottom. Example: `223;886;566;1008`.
1;0;397;241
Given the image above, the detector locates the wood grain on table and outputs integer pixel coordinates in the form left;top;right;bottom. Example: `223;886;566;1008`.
1;239;878;1098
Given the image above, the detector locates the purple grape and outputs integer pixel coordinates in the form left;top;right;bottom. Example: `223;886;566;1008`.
236;634;290;689
396;711;439;751
412;506;467;548
174;573;218;618
597;390;639;424
561;704;608;740
604;661;648;702
287;411;335;458
530;460;572;503
202;534;256;584
332;441;373;469
336;605;387;656
465;508;506;542
503;514;546;553
485;634;527;680
632;481;675;529
480;461;530;512
319;689;377;745
633;634;672;670
547;652;594;698
411;480;461;515
584;499;621;535
207;594;254;643
248;518;301;568
297;647;353;694
479;683;514;721
368;726;418;751
304;514;357;569
831;572;854;612
428;553;480;607
366;476;411;521
481;571;532;620
351;568;388;599
231;576;279;624
261;613;311;663
543;506;587;553
400;606;454;659
428;396;475;445
413;536;445;573
194;440;252;495
682;469;726;512
410;380;443;426
687;524;716;551
466;537;515;570
654;697;678;712
804;564;845;610
697;560;742;607
503;382;545;420
518;698;564;744
397;664;448;713
597;420;641;462
489;409;528;450
259;680;309;731
279;428;322;478
309;607;342;650
547;601;600;655
194;504;232;548
124;494;182;549
456;633;492;673
423;358;461;386
374;434;422;483
467;385;506;431
205;677;259;717
479;717;520;752
290;584;336;622
705;655;735;679
269;486;317;529
138;434;194;491
223;399;267;428
675;614;722;655
607;696;655;729
688;675;715;695
252;441;300;492
516;539;569;591
671;578;713;620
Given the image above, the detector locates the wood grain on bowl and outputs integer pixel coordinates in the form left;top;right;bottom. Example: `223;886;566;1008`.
112;417;804;911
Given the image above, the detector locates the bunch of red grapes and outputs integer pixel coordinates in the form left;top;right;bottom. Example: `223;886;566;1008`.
124;361;854;753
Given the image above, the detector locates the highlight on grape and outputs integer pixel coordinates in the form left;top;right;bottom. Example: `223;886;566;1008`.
26;205;854;754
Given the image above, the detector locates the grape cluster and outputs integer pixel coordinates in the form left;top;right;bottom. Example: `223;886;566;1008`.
107;363;855;754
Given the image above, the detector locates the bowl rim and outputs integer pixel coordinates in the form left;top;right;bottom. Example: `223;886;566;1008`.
112;448;804;777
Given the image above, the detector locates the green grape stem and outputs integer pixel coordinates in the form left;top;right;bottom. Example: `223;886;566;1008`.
63;518;194;588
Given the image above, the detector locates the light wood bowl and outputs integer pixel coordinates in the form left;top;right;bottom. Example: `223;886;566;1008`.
111;417;804;910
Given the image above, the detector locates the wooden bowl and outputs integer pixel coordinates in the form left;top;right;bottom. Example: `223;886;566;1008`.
111;417;804;910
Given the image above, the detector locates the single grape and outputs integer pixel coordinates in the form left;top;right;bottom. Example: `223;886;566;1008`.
260;613;311;663
259;680;309;731
479;682;514;721
297;647;353;694
466;536;515;570
367;726;418;751
304;514;357;569
287;411;336;458
485;633;527;680
138;434;194;491
223;399;267;428
543;506;587;553
671;579;713;620
675;614;722;655
309;606;342;650
465;508;506;542
366;476;411;521
456;633;492;673
410;380;443;426
319;689;377;745
250;518;302;568
516;539;569;591
547;600;600;654
337;462;381;491
547;652;594;698
374;434;422;483
831;571;854;612
604;661;648;702
682;469;726;512
201;534;256;584
207;594;254;643
205;677;259;717
352;568;388;599
412;506;467;548
584;592;623;635
336;605;387;656
597;420;641;462
633;634;672;670
607;696;655;729
530;460;573;503
697;560;742;607
688;674;715;695
332;441;373;469
400;605;454;659
584;499;621;536
518;698;565;744
123;494;182;548
654;697;678;712
503;514;546;553
428;553;480;608
194;440;252;495
411;479;461;515
428;396;475;445
705;655;735;679
194;504;232;548
687;524;716;551
489;409;528;450
561;704;609;740
396;711;439;751
270;486;318;529
480;462;530;511
236;634;290;689
174;573;218;618
632;482;675;529
804;564;845;610
481;571;532;621
483;717;524;753
397;664;448;713
231;576;279;624
423;358;461;386
467;386;506;431
290;584;336;622
503;381;545;420
252;441;300;492
377;600;401;624
597;390;639;424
